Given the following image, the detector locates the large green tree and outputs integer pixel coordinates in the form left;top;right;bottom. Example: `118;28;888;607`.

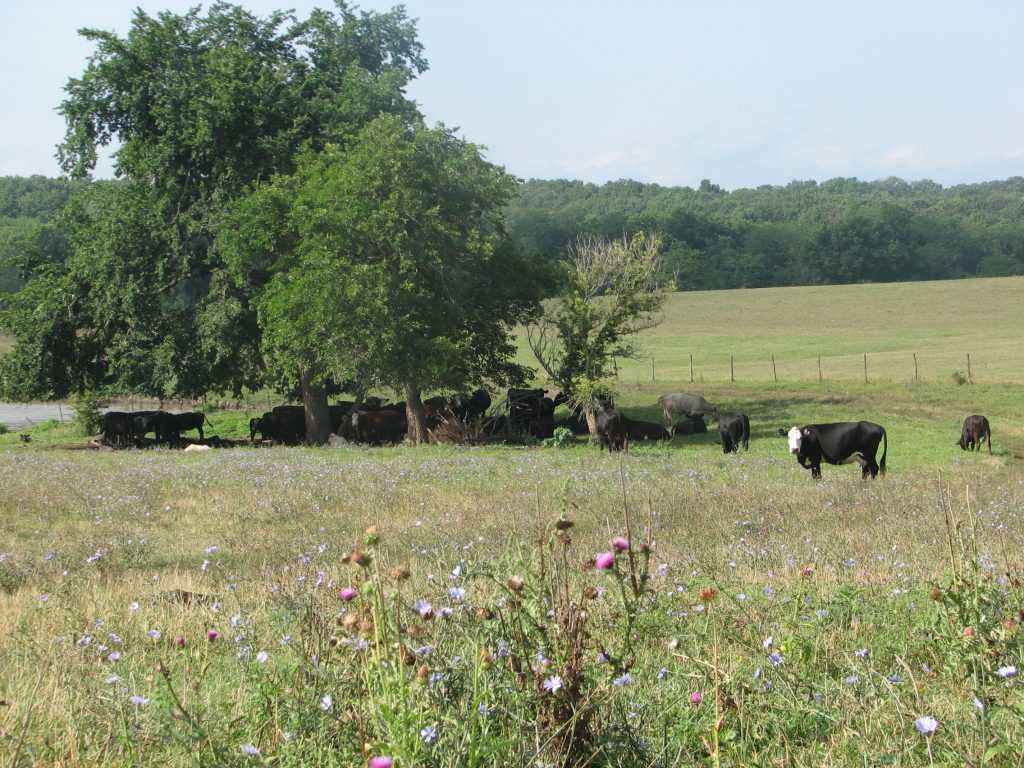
221;115;542;444
0;2;426;402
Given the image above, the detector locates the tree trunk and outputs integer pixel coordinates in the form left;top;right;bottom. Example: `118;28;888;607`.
405;383;428;445
299;368;332;445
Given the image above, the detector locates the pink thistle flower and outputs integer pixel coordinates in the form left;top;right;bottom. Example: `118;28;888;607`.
174;636;186;648
610;536;629;551
595;552;616;570
207;629;218;642
368;758;393;768
338;587;356;601
689;691;703;705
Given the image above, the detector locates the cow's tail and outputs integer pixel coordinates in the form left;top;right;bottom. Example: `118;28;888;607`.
879;428;887;476
204;413;216;429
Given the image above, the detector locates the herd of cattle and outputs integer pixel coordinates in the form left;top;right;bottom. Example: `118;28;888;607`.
96;389;994;479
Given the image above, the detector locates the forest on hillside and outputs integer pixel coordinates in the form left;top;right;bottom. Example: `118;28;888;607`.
505;176;1024;289
3;173;1023;297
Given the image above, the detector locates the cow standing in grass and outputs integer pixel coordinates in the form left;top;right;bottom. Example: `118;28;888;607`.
780;421;887;479
957;414;992;454
719;412;750;453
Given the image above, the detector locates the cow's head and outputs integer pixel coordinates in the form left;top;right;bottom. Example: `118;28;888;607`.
785;426;805;454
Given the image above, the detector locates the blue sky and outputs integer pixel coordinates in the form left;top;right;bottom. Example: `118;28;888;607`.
3;0;1023;189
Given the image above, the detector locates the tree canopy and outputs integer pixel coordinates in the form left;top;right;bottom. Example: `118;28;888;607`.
222;115;541;443
1;2;429;402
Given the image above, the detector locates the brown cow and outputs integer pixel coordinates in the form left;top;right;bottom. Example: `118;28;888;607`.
957;415;992;454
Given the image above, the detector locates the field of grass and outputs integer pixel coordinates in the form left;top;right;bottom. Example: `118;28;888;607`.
2;277;1024;766
516;275;1024;386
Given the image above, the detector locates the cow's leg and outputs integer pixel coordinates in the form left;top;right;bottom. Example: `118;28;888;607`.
811;463;822;478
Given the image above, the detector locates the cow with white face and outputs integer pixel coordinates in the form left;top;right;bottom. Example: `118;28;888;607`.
779;421;887;479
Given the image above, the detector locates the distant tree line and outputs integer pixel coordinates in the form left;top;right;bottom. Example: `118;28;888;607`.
0;175;87;294
4;173;1024;301
505;176;1024;289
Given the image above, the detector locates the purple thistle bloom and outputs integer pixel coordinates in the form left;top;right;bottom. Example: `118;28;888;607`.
240;744;260;756
886;674;904;684
613;672;633;686
768;653;784;667
128;696;148;706
855;648;869;658
319;693;333;711
420;724;437;744
595;552;616;570
413;599;433;617
997;665;1018;678
914;716;939;735
844;675;859;685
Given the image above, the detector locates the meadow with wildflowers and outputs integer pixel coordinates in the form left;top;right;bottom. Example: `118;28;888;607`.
1;274;1024;765
1;375;1023;766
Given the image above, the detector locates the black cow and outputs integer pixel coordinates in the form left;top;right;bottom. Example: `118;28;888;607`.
450;389;491;422
507;388;547;430
719;412;750;453
957;414;992;454
626;419;671;442
99;411;133;447
130;410;164;442
595;408;628;452
780;421;887;479
672;416;708;436
250;410;305;444
161;412;213;441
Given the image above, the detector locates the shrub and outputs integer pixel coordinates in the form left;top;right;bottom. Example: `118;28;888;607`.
952;370;969;385
71;391;107;436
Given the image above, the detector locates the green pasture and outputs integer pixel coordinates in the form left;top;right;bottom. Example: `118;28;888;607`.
518;275;1024;385
2;277;1024;766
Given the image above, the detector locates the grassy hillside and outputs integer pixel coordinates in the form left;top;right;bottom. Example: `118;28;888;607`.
521;275;1024;386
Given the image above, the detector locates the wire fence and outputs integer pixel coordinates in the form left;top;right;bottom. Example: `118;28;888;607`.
637;350;1015;386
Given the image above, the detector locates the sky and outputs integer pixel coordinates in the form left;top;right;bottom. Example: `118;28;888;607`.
3;0;1024;190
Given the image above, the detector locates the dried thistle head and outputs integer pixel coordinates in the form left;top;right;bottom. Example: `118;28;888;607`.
507;575;525;593
554;518;575;531
700;587;718;603
350;550;371;567
476;607;494;621
388;564;411;582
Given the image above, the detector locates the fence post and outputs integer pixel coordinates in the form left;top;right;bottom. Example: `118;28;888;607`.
817;357;822;383
967;353;972;384
863;354;868;384
913;353;918;382
772;355;777;382
651;357;655;382
689;355;693;383
730;355;734;383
